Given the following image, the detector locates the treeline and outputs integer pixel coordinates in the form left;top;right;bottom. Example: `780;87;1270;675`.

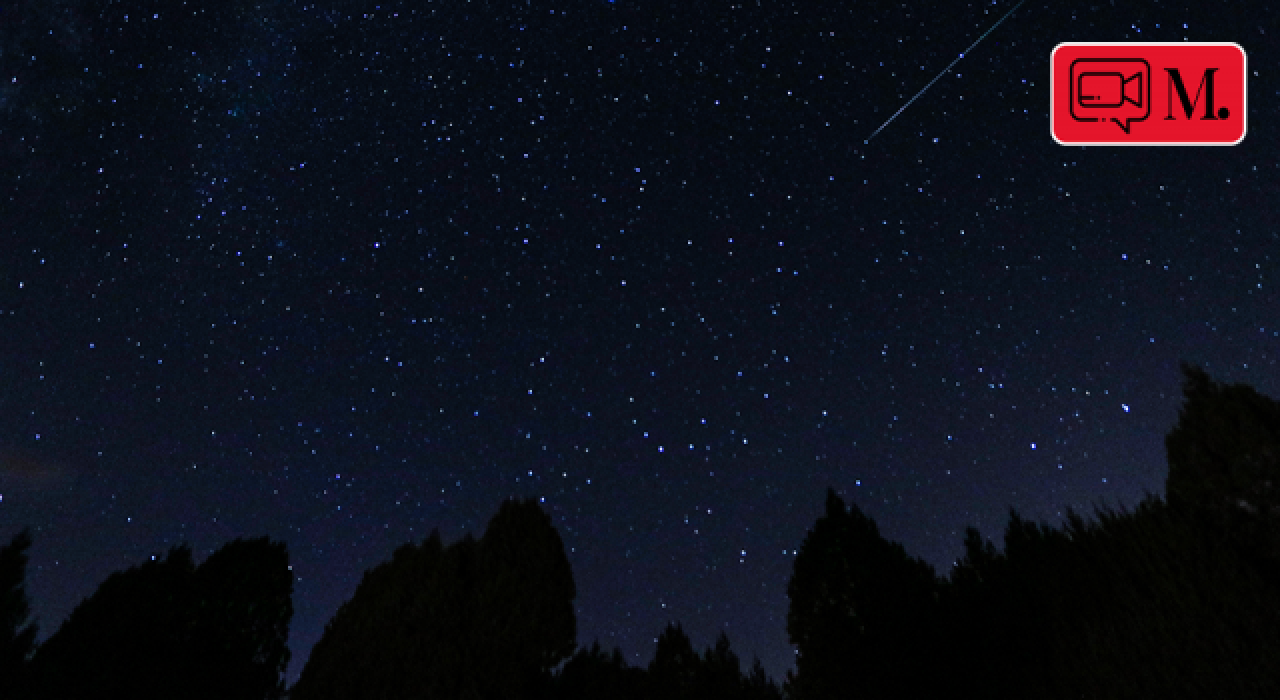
0;534;293;699
4;364;1280;698
784;365;1280;699
0;500;780;700
292;498;781;700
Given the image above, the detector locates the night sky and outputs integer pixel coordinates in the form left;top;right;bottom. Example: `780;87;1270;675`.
2;0;1276;684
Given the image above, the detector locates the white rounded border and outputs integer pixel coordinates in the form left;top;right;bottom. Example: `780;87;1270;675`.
1050;42;1247;146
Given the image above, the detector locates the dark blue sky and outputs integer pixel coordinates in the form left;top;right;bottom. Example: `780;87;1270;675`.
1;0;1276;684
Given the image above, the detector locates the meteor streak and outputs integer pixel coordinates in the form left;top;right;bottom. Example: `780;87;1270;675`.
866;0;1030;143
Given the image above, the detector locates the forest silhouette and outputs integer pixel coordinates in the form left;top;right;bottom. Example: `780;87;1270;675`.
4;364;1280;699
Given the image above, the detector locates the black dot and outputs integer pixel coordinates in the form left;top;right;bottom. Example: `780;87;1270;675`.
1218;106;1230;119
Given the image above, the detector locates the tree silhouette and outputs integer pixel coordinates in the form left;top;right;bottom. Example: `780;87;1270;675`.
291;498;576;700
648;624;782;700
742;657;783;700
932;497;1280;698
777;368;1280;698
28;537;293;700
290;530;473;699
477;498;578;697
549;628;780;700
1165;363;1280;578
29;544;199;699
648;622;700;700
553;641;651;700
191;536;294;700
935;511;1068;699
934;525;1009;696
1045;497;1280;698
695;632;744;700
785;489;941;700
0;528;37;699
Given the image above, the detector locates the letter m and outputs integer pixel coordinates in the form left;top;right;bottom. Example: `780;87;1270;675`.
1164;67;1219;120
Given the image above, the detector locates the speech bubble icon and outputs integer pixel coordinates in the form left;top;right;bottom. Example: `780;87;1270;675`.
1069;58;1150;134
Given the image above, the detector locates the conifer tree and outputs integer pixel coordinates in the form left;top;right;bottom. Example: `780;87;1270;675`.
0;528;37;699
649;622;700;700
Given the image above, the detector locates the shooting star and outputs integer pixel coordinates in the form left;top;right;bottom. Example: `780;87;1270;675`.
866;0;1029;143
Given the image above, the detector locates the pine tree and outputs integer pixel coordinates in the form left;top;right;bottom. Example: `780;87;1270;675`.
648;622;699;700
0;528;37;699
743;658;783;700
695;632;743;700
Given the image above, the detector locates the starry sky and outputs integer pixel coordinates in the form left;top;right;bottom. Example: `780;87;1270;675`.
1;0;1276;684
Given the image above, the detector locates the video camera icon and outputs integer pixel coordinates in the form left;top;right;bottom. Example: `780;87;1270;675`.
1069;58;1151;134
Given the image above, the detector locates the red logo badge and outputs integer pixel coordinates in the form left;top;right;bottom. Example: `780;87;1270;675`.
1051;43;1247;146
